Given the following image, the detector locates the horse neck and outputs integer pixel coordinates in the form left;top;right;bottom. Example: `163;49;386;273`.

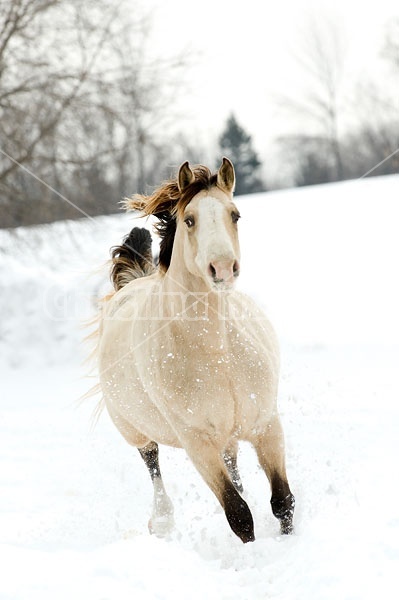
161;233;228;337
162;226;206;294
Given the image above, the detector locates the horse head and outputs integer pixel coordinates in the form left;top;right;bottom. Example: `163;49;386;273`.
175;158;241;291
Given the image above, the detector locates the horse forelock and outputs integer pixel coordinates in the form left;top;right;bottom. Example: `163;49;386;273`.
124;165;219;271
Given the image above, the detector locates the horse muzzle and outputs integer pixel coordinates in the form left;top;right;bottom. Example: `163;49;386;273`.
208;259;240;289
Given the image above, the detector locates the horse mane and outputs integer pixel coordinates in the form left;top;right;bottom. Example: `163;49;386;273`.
124;165;218;271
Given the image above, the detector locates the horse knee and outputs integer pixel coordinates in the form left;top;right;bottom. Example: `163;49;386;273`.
222;482;254;543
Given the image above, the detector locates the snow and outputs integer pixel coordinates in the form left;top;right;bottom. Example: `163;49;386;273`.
1;176;399;599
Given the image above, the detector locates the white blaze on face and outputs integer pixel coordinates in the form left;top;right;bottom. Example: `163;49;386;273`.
195;195;238;279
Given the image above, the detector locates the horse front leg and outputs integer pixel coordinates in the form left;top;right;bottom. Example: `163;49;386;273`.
252;415;295;534
138;441;174;537
180;431;254;543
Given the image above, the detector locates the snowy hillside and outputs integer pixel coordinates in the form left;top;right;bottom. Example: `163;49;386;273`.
1;174;398;368
1;176;399;599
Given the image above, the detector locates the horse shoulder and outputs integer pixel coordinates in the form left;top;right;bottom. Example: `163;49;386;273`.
224;293;280;424
227;292;279;359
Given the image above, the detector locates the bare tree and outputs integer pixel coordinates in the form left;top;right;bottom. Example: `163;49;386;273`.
277;15;347;184
383;18;399;70
341;17;399;180
0;2;116;177
0;0;189;227
278;134;336;187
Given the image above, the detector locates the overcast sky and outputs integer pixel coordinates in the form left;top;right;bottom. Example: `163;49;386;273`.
141;0;398;175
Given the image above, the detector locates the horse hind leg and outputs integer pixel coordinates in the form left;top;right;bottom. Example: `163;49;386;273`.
138;442;174;537
223;440;244;494
252;415;295;535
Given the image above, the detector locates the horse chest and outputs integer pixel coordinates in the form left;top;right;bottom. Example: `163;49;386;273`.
135;323;277;435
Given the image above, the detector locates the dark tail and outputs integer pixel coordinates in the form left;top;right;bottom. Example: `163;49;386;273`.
110;227;154;291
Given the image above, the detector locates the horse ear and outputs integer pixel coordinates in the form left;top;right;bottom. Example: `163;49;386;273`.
178;161;195;192
217;157;235;194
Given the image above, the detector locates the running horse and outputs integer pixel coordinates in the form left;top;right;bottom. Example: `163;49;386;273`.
96;158;294;543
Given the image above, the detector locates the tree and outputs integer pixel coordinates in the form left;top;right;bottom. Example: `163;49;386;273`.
279;135;336;187
341;18;399;180
277;14;399;187
218;114;264;195
0;0;188;228
278;15;346;185
0;2;118;207
383;18;399;70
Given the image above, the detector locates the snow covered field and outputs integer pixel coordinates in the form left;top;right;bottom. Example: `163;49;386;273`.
1;176;399;599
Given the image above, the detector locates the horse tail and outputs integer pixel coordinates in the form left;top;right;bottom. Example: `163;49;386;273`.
110;227;154;290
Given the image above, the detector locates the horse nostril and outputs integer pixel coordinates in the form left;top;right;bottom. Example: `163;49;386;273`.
209;263;216;279
233;260;240;276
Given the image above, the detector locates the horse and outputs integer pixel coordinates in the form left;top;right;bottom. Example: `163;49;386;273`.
96;158;294;543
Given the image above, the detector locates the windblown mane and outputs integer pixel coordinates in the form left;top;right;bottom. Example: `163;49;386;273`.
124;165;218;271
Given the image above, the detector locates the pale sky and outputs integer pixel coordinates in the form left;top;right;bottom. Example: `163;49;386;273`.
140;0;398;179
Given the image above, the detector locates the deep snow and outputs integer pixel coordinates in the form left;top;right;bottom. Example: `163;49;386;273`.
1;176;399;599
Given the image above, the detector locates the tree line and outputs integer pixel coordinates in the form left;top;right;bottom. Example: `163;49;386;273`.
0;0;188;227
0;3;397;228
277;17;399;187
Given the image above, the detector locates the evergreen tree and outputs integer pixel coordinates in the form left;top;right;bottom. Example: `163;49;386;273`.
218;114;264;195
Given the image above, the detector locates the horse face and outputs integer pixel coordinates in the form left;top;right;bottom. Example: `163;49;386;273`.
180;192;241;290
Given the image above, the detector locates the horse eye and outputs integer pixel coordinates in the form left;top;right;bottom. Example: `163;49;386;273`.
184;216;195;228
231;211;241;224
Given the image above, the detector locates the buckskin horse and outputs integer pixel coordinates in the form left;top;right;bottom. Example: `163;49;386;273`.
95;158;294;543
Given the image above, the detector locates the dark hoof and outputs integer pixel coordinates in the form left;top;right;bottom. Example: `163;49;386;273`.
280;517;294;535
224;488;255;543
241;530;255;543
234;514;255;544
271;493;295;535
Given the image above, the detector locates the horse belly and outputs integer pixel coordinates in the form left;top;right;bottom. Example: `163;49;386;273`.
99;323;180;448
136;335;277;443
143;353;237;445
103;374;181;447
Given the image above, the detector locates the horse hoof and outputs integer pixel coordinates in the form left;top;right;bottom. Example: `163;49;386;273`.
224;492;255;543
280;518;294;535
241;529;256;543
148;515;174;538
